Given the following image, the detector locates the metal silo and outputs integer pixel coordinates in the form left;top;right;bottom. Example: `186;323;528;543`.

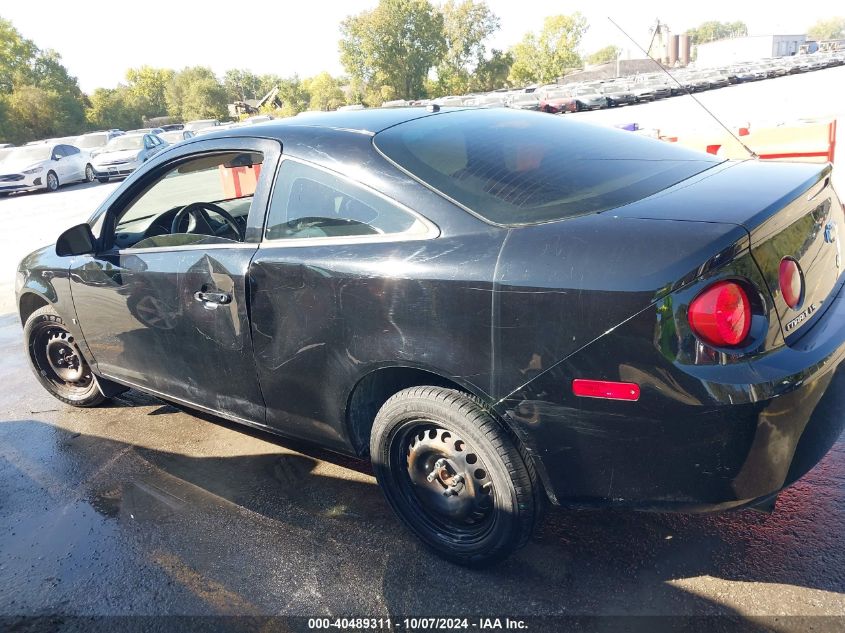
679;34;691;66
668;34;680;65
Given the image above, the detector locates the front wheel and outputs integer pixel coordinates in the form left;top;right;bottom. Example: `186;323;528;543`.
45;170;59;192
24;305;107;407
84;164;95;183
371;386;542;566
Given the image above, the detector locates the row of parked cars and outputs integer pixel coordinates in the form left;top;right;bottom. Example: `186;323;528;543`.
0;122;226;195
382;50;845;114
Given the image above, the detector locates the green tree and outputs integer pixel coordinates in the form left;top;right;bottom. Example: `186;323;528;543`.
586;45;620;65
166;66;228;121
257;75;312;118
86;87;144;131
339;0;446;100
509;13;588;85
303;72;346;111
125;66;173;119
686;21;747;45
5;85;85;142
223;68;261;102
0;18;85;140
436;0;499;95
0;16;37;93
807;17;845;40
469;49;513;92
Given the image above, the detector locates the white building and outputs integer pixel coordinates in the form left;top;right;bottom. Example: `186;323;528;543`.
695;34;807;66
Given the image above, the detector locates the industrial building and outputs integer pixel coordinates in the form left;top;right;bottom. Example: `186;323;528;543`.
695;34;807;66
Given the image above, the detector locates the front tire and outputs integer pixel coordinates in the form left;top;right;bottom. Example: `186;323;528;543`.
371;386;542;566
24;305;107;407
84;164;95;183
45;170;59;192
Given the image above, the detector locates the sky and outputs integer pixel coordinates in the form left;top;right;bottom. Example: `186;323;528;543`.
2;0;842;93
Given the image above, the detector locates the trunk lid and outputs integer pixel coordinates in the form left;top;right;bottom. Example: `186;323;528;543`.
615;160;845;341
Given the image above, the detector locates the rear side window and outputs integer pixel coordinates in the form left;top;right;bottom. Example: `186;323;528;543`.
374;108;722;225
265;159;432;241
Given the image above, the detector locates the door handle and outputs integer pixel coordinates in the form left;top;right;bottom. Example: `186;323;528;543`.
193;290;232;309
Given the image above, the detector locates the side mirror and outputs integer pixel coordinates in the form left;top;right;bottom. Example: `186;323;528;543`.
56;223;96;257
52;154;62;161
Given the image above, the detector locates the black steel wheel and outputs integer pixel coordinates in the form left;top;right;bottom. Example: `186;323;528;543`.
24;305;106;407
371;386;542;566
45;170;59;192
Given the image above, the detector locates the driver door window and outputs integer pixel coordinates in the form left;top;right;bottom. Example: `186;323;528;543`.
113;151;263;250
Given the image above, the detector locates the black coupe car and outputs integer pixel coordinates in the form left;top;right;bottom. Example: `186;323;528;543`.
17;107;845;566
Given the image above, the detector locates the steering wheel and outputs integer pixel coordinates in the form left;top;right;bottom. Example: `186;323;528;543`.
171;202;242;241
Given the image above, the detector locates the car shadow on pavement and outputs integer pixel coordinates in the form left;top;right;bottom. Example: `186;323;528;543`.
0;412;842;625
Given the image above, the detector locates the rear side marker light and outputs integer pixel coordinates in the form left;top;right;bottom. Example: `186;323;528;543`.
572;379;640;401
688;280;752;347
778;257;804;309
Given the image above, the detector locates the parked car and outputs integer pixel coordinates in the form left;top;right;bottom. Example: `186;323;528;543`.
125;127;166;135
74;131;124;157
159;130;196;144
16;107;845;566
90;133;168;182
538;89;578;114
0;142;92;194
241;115;275;124
504;92;540;111
184;119;220;132
569;86;607;109
631;80;672;101
599;83;636;106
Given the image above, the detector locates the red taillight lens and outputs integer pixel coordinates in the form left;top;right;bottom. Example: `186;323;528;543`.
778;257;803;309
572;379;640;401
688;281;752;347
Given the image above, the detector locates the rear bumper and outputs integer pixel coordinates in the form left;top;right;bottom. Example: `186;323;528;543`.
499;280;845;511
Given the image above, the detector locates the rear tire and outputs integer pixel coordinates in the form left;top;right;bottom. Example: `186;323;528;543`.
371;386;542;566
24;305;107;407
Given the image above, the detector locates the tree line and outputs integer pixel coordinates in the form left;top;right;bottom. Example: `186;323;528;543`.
0;7;841;145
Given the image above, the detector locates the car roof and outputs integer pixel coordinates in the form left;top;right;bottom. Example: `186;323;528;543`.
206;107;457;139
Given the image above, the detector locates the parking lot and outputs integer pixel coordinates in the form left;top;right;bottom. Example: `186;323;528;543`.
1;66;845;627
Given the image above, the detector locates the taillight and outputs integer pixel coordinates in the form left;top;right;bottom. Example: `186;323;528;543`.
688;281;752;347
778;257;803;309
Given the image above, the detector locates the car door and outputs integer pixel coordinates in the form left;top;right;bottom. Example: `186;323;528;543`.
59;144;85;181
49;145;71;182
69;137;281;424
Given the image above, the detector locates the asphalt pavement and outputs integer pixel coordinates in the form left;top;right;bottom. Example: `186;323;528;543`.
1;66;844;629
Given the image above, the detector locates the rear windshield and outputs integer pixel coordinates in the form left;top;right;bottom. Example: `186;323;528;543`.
374;109;721;225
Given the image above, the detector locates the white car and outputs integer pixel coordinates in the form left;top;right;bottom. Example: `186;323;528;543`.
90;133;168;182
158;129;196;144
0;143;92;195
74;131;124;158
